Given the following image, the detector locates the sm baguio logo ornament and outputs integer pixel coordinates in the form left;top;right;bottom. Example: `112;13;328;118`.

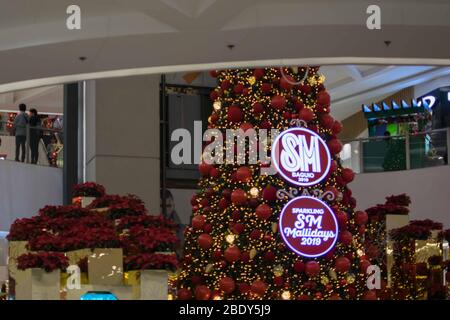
279;196;338;258
271;127;331;186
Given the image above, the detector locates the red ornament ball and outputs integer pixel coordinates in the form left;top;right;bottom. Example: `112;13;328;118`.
262;185;277;202
293;260;305;273
253;102;264;115
336;210;348;228
341;168;355;183
332;121;343;135
250;280;267;297
299;108;315;122
198;234;213;249
177;288;192;300
209;167;219;178
360;259;371;273
339;231;353;246
362;290;377;300
255;204;272;220
327;139;342;155
320;114;334;129
240;122;253;132
227;105;243;123
210;90;219;101
232;223;245;234
273;276;284;287
317;91;331;108
221;80;231;91
195;285;211;300
192;215;206;230
239;283;251;294
209;70;218;78
305;261;320;277
236;166;252;182
261;83;272;94
234;83;244;94
280;74;295;91
298;294;311;300
271;95;287;110
253;68;265;79
198;162;212;176
224;246;241;263
250;229;262;240
335;256;351;273
231;189;247;205
219;277;235;294
355;211;368;226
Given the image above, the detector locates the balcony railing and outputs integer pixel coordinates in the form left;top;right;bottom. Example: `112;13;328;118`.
340;128;450;173
0;120;63;168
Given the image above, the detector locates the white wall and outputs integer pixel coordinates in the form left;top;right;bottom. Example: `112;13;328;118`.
351;165;450;228
0;160;62;231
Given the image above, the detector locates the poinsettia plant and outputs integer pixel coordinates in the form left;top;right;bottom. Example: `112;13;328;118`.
409;219;442;231
124;253;178;272
107;201;147;220
116;214;178;232
72;182;106;198
7;216;45;241
121;225;178;254
39;205;91;219
88;194;144;209
17;252;69;272
390;224;432;241
385;194;411;206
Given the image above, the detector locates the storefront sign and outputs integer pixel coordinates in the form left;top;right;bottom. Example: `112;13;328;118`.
271;127;331;186
279;196;338;258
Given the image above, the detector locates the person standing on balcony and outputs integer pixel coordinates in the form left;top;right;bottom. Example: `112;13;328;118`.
29;108;42;164
12;103;28;162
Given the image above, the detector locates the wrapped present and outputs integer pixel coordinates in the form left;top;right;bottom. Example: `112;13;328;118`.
15;268;60;300
8;241;29;298
88;248;123;285
125;270;169;300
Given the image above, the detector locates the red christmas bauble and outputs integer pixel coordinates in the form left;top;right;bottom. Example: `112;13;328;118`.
239;283;251;294
218;198;229;210
280;74;295;90
191;275;203;285
330;160;338;173
240;122;253;132
232;223;245;234
342;168;355;183
360;259;371;273
335;256;351;273
234;83;244;94
192;215;206;230
298;294;311;300
213;249;222;260
222;189;232;200
210;90;219;101
236;166;252;182
255;204;272;220
261;83;272;94
299;108;314;122
263;251;275;262
190;194;198;206
221;80;231;91
332;121;343;135
240;251;250;263
271;95;287;110
305;261;320;277
320;114;334;129
199;162;212;176
198;233;213;249
227;105;242;123
262;185;277;202
209;70;218;78
231;189;247;205
362;290;377;300
300;84;312;95
317;91;331;107
209;167;219;178
294;99;304;112
253;102;264;115
231;210;241;221
250;229;262;239
336;210;348;228
203;223;213;233
253;68;265;79
250;280;267;297
219;277;235;294
355;211;368;226
195;285;211;300
293;260;305;273
339;231;353;246
273;276;284;287
327;139;342;155
224;246;241;262
177;288;192;300
367;245;380;259
260;120;271;129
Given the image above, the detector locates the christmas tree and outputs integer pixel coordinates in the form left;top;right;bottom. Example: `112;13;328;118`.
176;67;373;300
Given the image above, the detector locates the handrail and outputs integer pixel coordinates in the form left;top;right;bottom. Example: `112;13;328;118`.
0;120;63;134
341;127;449;143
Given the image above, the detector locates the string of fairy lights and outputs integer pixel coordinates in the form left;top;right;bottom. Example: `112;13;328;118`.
176;67;370;300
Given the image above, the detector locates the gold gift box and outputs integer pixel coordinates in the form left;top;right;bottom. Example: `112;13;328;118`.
15;268;60;300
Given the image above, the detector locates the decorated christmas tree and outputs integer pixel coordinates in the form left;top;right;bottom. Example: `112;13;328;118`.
176;67;372;300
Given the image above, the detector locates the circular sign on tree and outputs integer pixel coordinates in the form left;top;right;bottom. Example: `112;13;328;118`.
271;127;331;186
279;196;338;258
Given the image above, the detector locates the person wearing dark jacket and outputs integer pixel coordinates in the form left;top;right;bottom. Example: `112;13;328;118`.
13;103;28;162
29;108;42;164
